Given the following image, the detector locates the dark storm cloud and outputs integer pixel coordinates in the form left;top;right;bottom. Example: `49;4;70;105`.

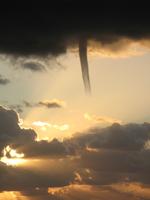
0;2;150;92
0;2;150;57
0;75;10;85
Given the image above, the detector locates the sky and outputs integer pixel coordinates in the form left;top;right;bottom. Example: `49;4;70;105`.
1;45;150;140
0;1;150;200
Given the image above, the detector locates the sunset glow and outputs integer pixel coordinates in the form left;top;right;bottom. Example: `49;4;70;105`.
0;146;26;166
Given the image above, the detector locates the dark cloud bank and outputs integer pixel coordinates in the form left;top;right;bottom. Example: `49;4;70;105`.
0;106;150;199
0;1;150;93
0;2;150;57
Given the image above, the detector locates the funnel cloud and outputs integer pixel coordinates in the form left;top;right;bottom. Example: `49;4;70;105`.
79;38;91;93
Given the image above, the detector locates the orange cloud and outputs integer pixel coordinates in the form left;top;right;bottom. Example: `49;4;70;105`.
69;38;150;58
111;182;150;199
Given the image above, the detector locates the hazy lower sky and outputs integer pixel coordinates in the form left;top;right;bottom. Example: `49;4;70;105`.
0;46;150;140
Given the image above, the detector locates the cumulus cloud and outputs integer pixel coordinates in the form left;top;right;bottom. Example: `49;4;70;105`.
0;106;150;196
66;123;150;186
0;106;69;158
17;139;68;158
70;123;150;151
0;106;36;155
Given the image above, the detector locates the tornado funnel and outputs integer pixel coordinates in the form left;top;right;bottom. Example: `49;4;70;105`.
79;38;91;94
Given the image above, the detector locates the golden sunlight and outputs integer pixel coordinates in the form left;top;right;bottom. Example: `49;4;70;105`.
48;184;92;196
0;191;28;200
84;113;122;124
32;121;69;131
0;146;26;166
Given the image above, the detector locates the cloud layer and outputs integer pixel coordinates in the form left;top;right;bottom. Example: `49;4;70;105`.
0;106;150;199
1;2;150;93
0;2;150;57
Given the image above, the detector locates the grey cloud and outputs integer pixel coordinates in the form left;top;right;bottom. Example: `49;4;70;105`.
23;100;64;109
0;106;69;158
10;99;64;113
76;150;150;185
1;106;150;192
71;123;150;151
0;75;10;85
23;100;33;108
38;101;63;109
64;123;150;185
0;106;36;155
15;139;68;158
21;61;46;72
0;158;75;191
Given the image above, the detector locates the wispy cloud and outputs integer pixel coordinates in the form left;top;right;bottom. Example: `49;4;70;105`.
38;99;66;108
8;104;23;113
23;99;66;109
21;61;46;72
84;113;122;124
